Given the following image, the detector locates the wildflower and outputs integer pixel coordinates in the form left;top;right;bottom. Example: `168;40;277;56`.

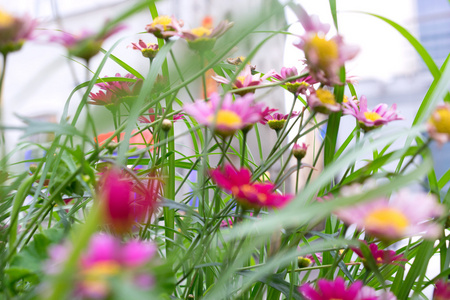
210;164;293;208
213;65;275;96
343;96;403;132
145;15;183;39
129;39;159;59
307;88;341;114
100;168;157;233
183;92;264;136
49;24;125;61
299;277;377;300
335;189;445;240
89;73;141;109
352;242;406;267
272;66;317;95
427;103;450;146
0;10;37;55
292;5;359;85
434;280;450;300
47;234;156;299
260;111;300;131
138;108;184;124
181;20;233;52
292;143;308;160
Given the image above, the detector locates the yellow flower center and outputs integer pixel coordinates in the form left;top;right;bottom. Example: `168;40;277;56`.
430;107;450;134
364;111;382;122
343;95;349;103
151;16;173;30
208;110;243;128
0;10;14;27
237;75;247;85
191;26;212;37
365;208;409;235
308;34;339;66
316;89;336;105
83;261;121;278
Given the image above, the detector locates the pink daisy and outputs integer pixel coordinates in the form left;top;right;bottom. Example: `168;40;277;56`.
299;277;377;300
0;10;38;54
352;242;406;267
145;15;184;39
272;66;317;95
129;39;159;59
307;88;341;114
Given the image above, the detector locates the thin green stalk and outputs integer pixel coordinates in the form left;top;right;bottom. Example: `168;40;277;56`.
0;54;7;169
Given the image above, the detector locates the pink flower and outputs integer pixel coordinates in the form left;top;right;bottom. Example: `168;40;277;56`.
352;242;406;267
299;277;377;300
129;39;159;58
427;103;450;146
213;65;275;96
292;5;359;85
181;20;232;41
0;10;37;54
210;164;293;208
100;168;157;233
434;280;450;300
272;66;317;95
343;96;403;132
145;15;184;39
89;73;141;109
335;189;445;240
183;92;265;136
292;143;308;160
50;24;125;60
138;108;184;124
307;88;341;114
260;111;300;131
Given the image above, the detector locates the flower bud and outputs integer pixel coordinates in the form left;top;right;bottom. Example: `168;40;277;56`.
161;119;172;131
292;143;308;160
298;256;312;268
267;119;286;131
29;164;38;174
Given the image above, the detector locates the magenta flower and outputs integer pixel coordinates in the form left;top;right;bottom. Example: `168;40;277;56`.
49;24;125;60
427;103;450;146
434;280;450;300
260;111;300;131
213;65;275;96
183;92;265;136
0;10;37;54
272;66;317;95
145;15;184;39
335;189;445;240
299;277;377;300
352;242;406;267
343;96;403;132
292;5;359;85
89;73;141;109
210;164;293;208
129;39;159;58
307;88;341;114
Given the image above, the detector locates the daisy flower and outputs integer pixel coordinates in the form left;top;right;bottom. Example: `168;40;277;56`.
427;103;450;146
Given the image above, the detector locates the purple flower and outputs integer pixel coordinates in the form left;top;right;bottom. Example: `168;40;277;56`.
335;189;445;240
272;66;317;95
343;96;403;132
0;10;37;54
49;24;125;60
183;92;265;136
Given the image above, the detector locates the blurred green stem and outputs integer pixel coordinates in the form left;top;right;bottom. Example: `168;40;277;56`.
0;54;7;167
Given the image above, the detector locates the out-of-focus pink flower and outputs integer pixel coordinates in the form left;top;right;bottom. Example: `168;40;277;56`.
343;96;403;132
220;219;233;228
427;103;450;146
183;92;265;136
272;66;317;95
352;242;406;267
0;10;37;54
180;20;233;52
291;5;359;85
213;65;275;96
129;39;159;58
335;189;445;240
434;280;450;300
100;168;157;233
307;88;341;114
138;108;184;124
293;143;308;160
145;15;183;39
260;111;300;131
210;164;293;208
89;73;141;109
299;277;377;300
49;24;125;61
95;130;153;150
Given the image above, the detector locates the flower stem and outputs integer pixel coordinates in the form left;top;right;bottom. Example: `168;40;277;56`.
0;54;7;168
